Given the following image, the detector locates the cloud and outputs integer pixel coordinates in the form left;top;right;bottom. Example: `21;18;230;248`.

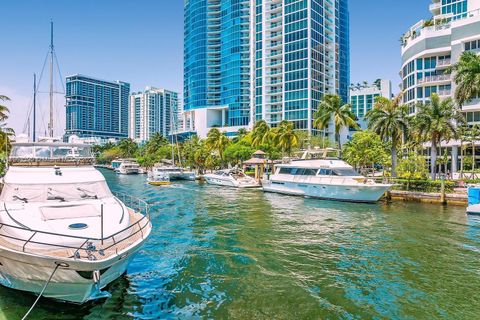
0;86;66;138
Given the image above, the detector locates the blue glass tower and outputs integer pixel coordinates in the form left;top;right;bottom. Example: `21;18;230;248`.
65;74;130;140
252;0;350;134
184;0;251;130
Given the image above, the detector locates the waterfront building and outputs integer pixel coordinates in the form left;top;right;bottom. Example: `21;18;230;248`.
129;87;179;142
65;74;130;140
401;0;480;174
350;80;392;129
183;0;251;138
251;0;350;135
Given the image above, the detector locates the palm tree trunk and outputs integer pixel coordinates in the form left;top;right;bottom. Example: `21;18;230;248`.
391;143;398;178
473;142;476;179
431;140;437;180
460;141;464;179
336;132;341;154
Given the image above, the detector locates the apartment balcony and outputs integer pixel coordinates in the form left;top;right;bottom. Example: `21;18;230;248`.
268;60;282;67
429;2;441;15
436;59;451;68
418;74;451;85
438;89;452;96
266;88;282;95
268;50;282;58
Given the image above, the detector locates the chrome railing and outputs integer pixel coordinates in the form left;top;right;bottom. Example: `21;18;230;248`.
0;192;151;260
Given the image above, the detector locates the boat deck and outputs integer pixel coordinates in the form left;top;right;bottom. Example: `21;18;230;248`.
0;209;151;261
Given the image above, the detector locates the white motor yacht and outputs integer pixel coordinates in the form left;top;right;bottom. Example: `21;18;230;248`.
0;143;152;303
204;168;260;188
114;159;140;175
262;150;392;203
149;164;196;181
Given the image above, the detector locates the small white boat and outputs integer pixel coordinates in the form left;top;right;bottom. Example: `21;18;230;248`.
0;143;152;303
262;149;392;203
204;168;260;188
149;164;196;181
113;159;140;175
147;171;171;186
467;185;480;214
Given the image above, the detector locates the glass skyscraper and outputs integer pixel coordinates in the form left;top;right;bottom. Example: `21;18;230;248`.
184;0;251;128
65;74;130;140
183;0;350;136
252;0;350;134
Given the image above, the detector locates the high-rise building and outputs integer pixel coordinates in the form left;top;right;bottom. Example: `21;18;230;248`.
183;0;251;138
128;87;179;142
400;0;480;116
401;0;480;173
65;74;130;140
183;0;350;138
251;0;350;134
350;79;392;128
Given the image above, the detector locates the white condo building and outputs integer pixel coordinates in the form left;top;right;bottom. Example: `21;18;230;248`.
350;80;392;129
128;87;179;142
401;0;480;173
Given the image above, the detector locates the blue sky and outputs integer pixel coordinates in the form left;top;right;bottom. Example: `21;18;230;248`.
0;0;431;135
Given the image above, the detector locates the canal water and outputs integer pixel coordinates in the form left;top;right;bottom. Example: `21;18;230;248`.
1;168;480;319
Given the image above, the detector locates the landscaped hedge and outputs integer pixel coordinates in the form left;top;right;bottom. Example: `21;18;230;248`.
392;179;455;193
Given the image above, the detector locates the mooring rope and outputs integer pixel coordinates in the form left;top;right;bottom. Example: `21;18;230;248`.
22;263;61;320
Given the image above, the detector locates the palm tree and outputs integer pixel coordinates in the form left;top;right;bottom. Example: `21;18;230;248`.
273;120;298;156
468;124;480;178
415;93;465;180
0;95;11;123
457;124;469;179
206;128;230;167
251;120;271;148
365;93;408;178
118;138;138;158
448;51;480;106
314;94;358;151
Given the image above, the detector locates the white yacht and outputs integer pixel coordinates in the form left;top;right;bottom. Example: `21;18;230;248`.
149;164;196;181
113;159;140;175
204;168;260;188
0;143;152;303
262;150;392;203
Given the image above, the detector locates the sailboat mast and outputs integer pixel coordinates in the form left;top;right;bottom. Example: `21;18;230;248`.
33;73;37;142
48;20;54;138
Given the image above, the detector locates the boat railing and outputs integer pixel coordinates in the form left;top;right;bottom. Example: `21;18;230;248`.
0;192;151;260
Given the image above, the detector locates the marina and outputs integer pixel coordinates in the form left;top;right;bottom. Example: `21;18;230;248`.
0;170;479;318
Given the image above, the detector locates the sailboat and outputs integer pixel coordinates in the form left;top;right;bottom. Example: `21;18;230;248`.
147;110;195;184
0;22;152;303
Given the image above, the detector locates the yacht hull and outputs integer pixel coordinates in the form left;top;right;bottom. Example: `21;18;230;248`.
262;180;390;203
0;230;148;303
204;175;259;188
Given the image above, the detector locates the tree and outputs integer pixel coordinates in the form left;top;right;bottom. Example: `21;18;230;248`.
0;95;11;123
314;94;358;151
0;95;14;163
206;128;230;167
273;120;298;156
118;138;138;158
251;120;271;148
468;124;480;176
224;142;254;166
415;93;465;180
342;130;389;175
365;93;408;177
457;124;469;179
448;51;480;106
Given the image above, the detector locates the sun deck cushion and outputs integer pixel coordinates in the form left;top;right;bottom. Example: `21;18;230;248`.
40;204;101;221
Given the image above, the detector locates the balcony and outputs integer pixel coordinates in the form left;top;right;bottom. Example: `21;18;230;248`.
438;89;452;96
418;74;451;84
437;59;451;68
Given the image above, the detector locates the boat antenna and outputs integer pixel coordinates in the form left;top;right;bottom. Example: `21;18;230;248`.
33;73;37;142
48;20;54;138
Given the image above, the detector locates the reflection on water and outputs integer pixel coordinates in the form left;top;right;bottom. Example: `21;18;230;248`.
1;169;479;319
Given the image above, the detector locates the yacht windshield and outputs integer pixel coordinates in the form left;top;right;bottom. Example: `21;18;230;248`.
332;168;361;176
1;181;111;203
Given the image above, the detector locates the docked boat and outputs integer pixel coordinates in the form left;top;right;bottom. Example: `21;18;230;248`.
113;159;140;175
147;170;172;186
149;164;196;181
262;150;392;203
204;168;260;188
467;185;480;214
0;142;152;303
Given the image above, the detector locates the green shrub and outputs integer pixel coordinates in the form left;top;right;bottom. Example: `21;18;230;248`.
392;179;455;193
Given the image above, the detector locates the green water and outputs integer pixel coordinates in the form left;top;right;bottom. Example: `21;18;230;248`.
1;169;480;319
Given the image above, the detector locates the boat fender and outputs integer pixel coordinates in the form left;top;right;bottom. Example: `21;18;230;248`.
93;270;101;284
